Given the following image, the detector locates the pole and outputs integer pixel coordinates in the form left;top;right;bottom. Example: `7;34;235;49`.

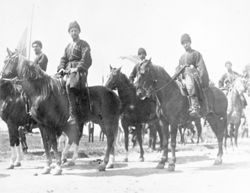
28;4;35;60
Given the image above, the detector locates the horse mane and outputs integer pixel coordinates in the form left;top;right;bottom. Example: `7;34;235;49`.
17;55;63;99
119;72;135;91
148;62;175;86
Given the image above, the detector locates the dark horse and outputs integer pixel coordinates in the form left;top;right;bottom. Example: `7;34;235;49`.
225;77;248;147
0;79;33;169
2;50;120;174
135;59;228;170
105;66;159;161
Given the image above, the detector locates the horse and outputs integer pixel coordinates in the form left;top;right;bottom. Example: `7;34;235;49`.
225;77;248;147
135;59;228;171
147;121;163;150
105;66;158;161
1;50;120;174
0;78;34;169
178;117;203;144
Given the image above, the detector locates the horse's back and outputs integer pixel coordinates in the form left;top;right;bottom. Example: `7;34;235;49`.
207;86;228;116
89;86;120;116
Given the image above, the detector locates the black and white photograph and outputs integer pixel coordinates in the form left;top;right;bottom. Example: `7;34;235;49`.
0;0;250;192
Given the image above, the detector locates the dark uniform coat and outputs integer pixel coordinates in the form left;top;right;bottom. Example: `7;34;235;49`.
33;53;48;71
218;71;239;89
57;39;92;89
178;49;209;89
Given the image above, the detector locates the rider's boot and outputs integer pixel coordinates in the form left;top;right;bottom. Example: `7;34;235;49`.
189;96;201;118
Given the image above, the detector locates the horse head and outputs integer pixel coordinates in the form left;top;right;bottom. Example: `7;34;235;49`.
1;48;20;79
135;58;157;98
105;65;122;90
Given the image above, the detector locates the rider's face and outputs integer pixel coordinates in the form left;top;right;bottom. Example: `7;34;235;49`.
32;44;42;55
70;28;80;41
138;53;146;61
182;41;191;51
225;64;232;71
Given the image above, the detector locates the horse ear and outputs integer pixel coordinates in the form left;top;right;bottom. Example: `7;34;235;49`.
117;66;122;72
6;48;13;57
109;65;113;71
148;58;152;62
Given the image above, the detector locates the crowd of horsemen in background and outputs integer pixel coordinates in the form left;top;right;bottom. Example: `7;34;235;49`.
3;20;250;153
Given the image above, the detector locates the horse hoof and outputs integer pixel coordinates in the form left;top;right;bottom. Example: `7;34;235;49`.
214;159;222;165
123;158;128;162
168;163;175;172
156;163;165;169
6;164;14;170
139;157;144;162
106;163;114;169
14;162;21;167
98;164;106;172
52;168;62;175
41;167;51;174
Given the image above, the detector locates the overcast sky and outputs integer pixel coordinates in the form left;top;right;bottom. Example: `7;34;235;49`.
0;0;250;86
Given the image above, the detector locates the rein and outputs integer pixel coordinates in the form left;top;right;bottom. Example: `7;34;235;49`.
143;64;188;96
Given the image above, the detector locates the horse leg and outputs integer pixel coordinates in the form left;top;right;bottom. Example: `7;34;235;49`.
70;122;84;165
19;127;28;153
50;132;62;175
229;123;234;147
7;123;19;169
156;118;169;169
156;122;163;150
207;114;226;165
136;124;144;161
194;119;202;144
91;128;94;142
148;126;152;149
98;125;116;171
168;124;178;171
122;120;129;162
234;122;241;147
178;126;185;144
152;125;157;150
224;122;229;150
40;128;52;174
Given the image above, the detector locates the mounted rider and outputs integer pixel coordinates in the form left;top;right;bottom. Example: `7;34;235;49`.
219;61;247;108
120;47;148;83
176;33;209;118
129;48;147;83
32;40;48;71
218;61;239;93
57;21;92;124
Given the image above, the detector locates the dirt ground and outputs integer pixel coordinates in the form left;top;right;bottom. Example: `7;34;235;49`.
1;131;250;193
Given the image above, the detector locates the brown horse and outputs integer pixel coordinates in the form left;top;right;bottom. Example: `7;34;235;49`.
225;77;248;147
0;79;34;169
1;50;120;174
105;66;158;161
135;59;227;171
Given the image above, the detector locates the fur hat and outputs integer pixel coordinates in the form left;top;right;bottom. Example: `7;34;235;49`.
138;48;147;56
180;33;191;44
68;21;81;33
225;61;232;66
32;40;42;48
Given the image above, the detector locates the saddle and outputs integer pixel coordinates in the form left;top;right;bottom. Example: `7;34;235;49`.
176;78;212;116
